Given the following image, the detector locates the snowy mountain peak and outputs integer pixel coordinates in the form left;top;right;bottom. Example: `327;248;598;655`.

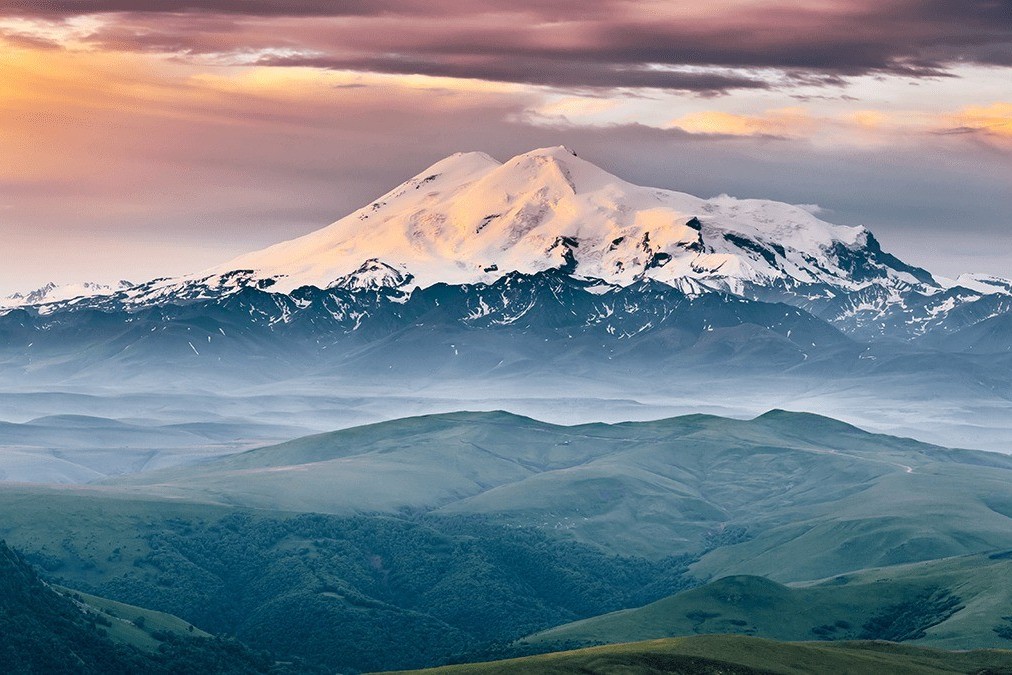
210;146;937;296
1;280;133;308
329;259;414;292
947;273;1012;296
5;147;1011;344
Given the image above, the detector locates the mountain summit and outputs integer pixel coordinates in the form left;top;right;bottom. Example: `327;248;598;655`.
212;146;935;297
3;147;1011;352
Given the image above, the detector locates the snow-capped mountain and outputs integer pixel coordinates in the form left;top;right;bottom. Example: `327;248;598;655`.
946;274;1012;296
209;145;939;298
2;146;1011;353
1;280;133;309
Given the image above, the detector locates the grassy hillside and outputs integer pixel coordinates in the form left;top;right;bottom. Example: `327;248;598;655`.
0;539;288;674
103;409;1012;580
389;635;1012;674
0;487;691;673
527;553;1012;651
2;410;1012;670
56;586;211;652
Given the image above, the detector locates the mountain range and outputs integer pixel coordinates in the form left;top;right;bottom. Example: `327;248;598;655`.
3;146;1012;486
2;146;1010;381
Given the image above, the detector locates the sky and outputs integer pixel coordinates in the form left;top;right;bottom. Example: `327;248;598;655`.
0;1;1010;294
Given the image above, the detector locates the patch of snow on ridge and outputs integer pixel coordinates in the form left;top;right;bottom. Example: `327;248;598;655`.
1;280;133;308
329;259;414;292
945;274;1012;296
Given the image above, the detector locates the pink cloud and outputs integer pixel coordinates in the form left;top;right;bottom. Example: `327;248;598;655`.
3;1;1010;93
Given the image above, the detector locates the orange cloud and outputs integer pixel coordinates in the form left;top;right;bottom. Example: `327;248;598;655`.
0;38;546;290
664;104;1012;150
0;40;530;187
847;110;890;130
946;103;1012;140
667;108;817;138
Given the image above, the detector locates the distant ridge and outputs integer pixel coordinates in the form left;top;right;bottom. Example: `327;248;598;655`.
1;147;1011;389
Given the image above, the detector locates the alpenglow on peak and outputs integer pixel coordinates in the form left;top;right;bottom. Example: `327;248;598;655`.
212;146;934;297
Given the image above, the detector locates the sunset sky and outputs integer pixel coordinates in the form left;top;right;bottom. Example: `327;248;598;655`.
1;1;1010;293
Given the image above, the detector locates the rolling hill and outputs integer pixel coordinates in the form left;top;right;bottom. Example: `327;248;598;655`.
2;409;1011;670
104;410;1012;576
390;634;1012;675
0;539;284;674
527;552;1012;651
0;489;691;673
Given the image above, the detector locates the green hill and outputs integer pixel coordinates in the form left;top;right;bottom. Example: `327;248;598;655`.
0;491;691;673
103;409;1012;580
388;634;1012;674
527;553;1012;651
0;539;284;674
56;586;212;652
3;410;1012;670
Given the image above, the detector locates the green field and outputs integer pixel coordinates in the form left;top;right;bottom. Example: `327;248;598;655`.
57;586;211;652
528;553;1012;650
101;409;1012;579
0;540;284;673
389;634;1012;674
0;486;692;672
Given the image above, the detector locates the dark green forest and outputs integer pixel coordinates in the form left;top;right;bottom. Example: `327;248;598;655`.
29;513;693;672
0;539;312;674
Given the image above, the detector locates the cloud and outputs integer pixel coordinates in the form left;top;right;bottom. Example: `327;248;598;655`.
0;1;391;18
252;54;780;94
1;8;1011;295
1;40;1010;295
667;108;817;138
659;102;1012;152
2;1;1011;93
942;103;1012;141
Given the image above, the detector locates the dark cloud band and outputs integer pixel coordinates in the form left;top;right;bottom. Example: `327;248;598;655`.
3;1;1011;92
